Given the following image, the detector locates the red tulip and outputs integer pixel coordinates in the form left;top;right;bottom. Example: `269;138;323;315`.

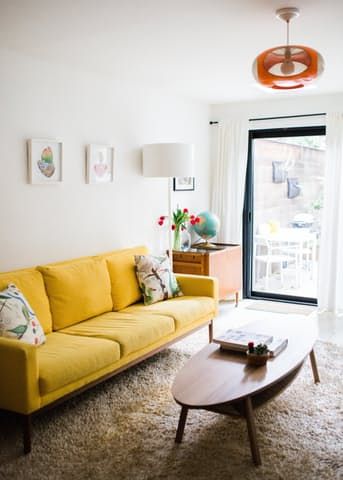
183;208;189;213
196;217;201;223
158;220;164;226
171;224;176;230
159;216;165;220
190;220;196;225
190;215;195;219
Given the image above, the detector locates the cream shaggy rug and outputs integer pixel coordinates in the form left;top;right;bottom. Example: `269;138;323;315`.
0;333;342;480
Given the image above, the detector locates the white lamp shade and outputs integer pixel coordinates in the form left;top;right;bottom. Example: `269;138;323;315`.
142;143;194;178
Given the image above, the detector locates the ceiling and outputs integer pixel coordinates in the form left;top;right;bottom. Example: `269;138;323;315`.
1;0;343;103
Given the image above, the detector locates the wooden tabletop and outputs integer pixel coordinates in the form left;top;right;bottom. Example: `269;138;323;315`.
172;315;318;408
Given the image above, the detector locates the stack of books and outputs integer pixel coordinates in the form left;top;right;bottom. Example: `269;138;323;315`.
213;329;288;357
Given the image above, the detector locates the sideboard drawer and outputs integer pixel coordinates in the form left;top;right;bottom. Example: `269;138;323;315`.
173;262;204;275
173;252;203;264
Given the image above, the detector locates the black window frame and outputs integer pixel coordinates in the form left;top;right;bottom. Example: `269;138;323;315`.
243;125;326;305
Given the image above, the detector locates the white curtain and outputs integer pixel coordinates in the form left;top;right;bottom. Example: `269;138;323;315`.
318;112;343;315
211;120;249;243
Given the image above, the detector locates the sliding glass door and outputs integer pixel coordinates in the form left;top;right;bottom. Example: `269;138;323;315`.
243;126;326;304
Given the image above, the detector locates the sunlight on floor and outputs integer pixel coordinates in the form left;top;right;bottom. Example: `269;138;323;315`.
217;299;343;346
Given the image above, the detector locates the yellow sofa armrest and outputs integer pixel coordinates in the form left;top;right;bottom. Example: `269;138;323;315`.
0;337;40;414
175;274;219;302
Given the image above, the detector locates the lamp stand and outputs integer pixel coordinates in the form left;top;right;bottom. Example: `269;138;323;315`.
168;177;173;268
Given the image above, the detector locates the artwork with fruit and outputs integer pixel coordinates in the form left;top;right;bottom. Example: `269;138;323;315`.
37;146;55;178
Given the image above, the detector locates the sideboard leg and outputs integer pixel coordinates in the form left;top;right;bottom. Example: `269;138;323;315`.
235;292;239;307
208;320;213;343
22;414;32;454
244;396;261;466
309;349;320;383
175;406;188;443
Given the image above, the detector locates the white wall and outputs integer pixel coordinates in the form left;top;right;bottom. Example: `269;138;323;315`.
0;49;210;270
211;92;343;123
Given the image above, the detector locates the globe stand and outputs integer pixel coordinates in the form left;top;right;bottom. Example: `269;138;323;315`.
191;241;221;250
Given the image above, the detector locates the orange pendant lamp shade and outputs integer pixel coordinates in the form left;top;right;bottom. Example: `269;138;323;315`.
253;7;324;90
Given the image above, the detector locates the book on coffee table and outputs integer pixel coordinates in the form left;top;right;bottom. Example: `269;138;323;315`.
267;337;288;357
213;329;273;352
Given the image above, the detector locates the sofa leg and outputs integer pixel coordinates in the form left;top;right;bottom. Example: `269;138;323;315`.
22;414;32;454
208;320;213;343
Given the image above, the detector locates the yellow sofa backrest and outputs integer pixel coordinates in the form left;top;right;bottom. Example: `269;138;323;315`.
98;245;148;311
38;257;113;330
0;268;53;334
1;246;149;332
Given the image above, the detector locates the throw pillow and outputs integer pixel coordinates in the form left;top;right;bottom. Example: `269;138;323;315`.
134;254;183;305
0;284;46;345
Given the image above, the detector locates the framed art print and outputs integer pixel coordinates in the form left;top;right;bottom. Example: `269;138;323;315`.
173;177;195;191
27;138;63;184
86;144;115;184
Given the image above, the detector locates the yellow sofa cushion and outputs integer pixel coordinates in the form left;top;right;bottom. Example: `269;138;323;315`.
101;246;148;310
38;332;120;395
60;311;175;356
121;296;216;329
0;268;52;334
38;258;113;330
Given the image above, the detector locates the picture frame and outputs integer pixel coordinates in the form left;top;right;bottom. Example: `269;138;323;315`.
86;144;115;184
27;138;63;184
173;177;195;191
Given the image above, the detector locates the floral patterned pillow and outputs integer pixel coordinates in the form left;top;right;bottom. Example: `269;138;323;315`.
0;284;46;345
134;255;183;305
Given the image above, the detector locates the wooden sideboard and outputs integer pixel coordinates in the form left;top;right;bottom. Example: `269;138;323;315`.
172;243;242;305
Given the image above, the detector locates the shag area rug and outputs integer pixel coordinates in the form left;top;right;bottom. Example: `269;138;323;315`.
0;334;342;480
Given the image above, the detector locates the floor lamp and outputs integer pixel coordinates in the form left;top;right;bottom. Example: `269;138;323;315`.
142;143;194;266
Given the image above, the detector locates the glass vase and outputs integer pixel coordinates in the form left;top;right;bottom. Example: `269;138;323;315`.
173;227;191;251
180;230;191;251
173;226;182;251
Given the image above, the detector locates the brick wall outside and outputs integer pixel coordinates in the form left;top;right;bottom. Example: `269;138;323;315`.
253;139;325;236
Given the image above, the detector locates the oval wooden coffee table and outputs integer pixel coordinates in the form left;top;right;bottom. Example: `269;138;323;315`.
172;316;320;466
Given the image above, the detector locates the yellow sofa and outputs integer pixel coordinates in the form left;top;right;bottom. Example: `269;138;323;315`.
0;246;218;453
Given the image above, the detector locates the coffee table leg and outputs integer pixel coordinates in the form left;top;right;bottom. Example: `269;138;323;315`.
244;396;261;466
208;320;213;343
175;406;188;443
309;349;320;383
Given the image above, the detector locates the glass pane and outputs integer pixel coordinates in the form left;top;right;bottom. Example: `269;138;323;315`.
252;134;325;299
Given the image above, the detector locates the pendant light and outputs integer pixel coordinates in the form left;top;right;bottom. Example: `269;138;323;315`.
253;7;324;90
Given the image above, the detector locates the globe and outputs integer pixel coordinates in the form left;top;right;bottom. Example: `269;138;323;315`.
193;211;220;243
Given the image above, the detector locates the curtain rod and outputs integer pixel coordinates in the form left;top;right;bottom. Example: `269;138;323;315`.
209;112;326;125
249;113;326;122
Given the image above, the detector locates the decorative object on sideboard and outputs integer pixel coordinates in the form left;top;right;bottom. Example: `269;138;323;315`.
252;7;324;90
173;177;195;191
27;138;63;184
157;208;199;251
192;210;220;249
86;144;115;184
143;143;194;263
